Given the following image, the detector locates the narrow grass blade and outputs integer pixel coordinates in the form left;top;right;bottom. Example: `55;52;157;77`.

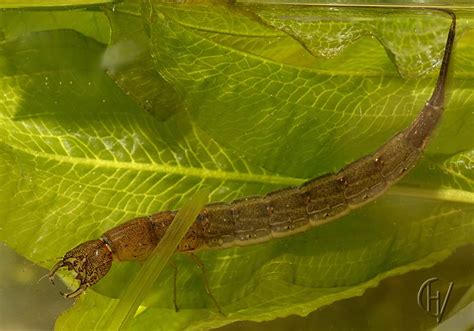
103;189;209;331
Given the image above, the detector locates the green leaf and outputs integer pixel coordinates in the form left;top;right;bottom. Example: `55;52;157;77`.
148;2;473;177
433;286;474;331
0;0;117;9
0;8;110;44
103;1;185;120
0;2;473;330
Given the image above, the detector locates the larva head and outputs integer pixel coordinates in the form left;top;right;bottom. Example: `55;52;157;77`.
49;239;113;298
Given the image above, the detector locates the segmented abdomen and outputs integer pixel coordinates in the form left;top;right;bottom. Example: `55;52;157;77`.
197;130;422;249
142;11;455;252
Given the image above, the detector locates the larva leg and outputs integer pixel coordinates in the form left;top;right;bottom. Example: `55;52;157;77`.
168;260;179;312
185;252;225;316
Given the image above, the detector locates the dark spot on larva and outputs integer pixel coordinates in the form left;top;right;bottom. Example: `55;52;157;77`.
232;208;240;219
339;177;348;186
304;194;311;204
266;205;273;215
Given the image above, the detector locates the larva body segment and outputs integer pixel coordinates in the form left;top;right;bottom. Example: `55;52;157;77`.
198;201;237;247
302;174;348;223
102;217;159;261
50;10;456;298
267;187;310;234
338;155;387;206
231;196;271;242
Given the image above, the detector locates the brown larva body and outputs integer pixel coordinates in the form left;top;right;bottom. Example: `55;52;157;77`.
49;11;456;299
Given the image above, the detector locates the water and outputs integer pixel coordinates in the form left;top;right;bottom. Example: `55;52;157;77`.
0;1;472;330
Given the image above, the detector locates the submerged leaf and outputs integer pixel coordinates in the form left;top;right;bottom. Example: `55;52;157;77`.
0;9;109;44
0;1;473;330
245;5;456;78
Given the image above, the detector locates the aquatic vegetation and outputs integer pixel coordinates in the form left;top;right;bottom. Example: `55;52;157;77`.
0;1;472;330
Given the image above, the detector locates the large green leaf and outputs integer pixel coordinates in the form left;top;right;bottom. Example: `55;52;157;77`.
0;1;473;330
0;0;116;9
0;8;109;44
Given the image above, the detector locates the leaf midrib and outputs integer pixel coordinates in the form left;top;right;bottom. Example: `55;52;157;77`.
8;142;302;185
7;142;474;204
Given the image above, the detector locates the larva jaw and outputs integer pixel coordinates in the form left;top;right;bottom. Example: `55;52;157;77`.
49;239;113;298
